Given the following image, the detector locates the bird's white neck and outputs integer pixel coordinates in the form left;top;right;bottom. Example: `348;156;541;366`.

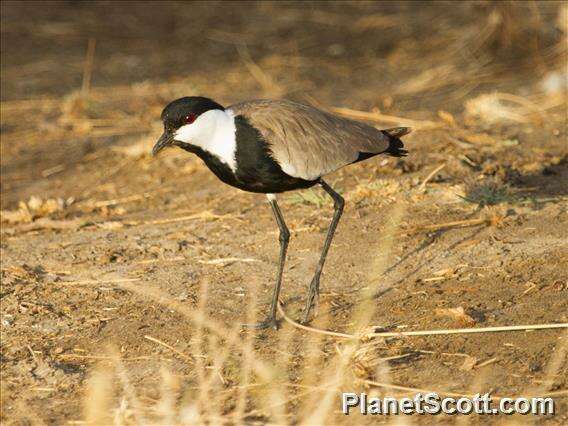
174;109;237;171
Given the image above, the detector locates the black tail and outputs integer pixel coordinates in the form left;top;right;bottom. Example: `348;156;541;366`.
382;127;411;157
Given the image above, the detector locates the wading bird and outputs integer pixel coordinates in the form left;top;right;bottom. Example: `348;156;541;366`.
153;97;410;329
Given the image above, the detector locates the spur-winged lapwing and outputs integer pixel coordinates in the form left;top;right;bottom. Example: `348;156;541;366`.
153;97;410;329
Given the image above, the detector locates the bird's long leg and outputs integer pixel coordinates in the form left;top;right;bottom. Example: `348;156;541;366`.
302;179;344;324
242;195;290;330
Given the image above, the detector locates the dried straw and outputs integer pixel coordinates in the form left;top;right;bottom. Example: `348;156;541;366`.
277;301;568;340
331;106;444;130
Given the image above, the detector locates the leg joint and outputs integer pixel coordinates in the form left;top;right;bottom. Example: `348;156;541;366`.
334;194;345;211
279;228;290;243
320;179;344;212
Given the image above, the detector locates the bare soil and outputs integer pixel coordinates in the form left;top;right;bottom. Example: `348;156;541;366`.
1;2;567;424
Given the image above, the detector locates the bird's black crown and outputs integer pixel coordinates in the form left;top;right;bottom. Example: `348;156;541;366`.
161;96;224;130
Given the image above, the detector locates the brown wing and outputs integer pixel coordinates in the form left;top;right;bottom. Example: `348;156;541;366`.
228;99;392;181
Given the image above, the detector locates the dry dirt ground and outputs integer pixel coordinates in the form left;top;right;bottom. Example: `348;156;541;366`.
1;2;567;425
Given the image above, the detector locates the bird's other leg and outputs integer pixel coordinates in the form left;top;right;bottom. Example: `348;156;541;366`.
302;179;344;324
242;194;290;330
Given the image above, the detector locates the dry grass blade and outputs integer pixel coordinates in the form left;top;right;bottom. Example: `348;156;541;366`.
536;330;568;393
144;335;194;364
58;278;140;286
365;323;568;339
58;354;166;362
198;257;260;266
133;257;185;265
465;92;547;124
331;106;444;130
81;38;96;97
140;211;242;226
407;217;493;233
418;163;446;190
84;367;114;425
0;98;60;113
88;194;145;208
3;218;86;234
278;300;568;340
277;301;352;339
236;44;284;97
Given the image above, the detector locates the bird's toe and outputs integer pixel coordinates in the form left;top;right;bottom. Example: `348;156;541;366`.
241;317;279;330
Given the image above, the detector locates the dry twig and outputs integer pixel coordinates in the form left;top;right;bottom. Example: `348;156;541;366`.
198;257;260;266
144;335;194;364
418;163;446;190
331;106;444;130
81;38;97;96
58;278;140;286
276;301;568;340
407;218;492;234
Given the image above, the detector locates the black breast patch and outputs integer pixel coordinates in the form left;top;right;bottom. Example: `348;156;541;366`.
176;143;242;189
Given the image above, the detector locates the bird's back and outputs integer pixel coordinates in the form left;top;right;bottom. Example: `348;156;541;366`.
228;99;405;181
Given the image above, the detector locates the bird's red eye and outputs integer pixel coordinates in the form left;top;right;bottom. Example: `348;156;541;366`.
184;113;197;124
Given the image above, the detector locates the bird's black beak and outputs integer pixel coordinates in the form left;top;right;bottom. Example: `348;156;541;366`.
152;130;174;156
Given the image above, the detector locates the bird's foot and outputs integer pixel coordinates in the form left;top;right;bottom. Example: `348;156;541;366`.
241;316;279;330
301;302;317;325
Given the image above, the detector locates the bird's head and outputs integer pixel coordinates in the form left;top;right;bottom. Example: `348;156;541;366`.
152;96;225;156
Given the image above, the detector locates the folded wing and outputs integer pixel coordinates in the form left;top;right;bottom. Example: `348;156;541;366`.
229;100;398;181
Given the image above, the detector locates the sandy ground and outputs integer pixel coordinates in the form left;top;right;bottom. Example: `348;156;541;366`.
1;2;567;424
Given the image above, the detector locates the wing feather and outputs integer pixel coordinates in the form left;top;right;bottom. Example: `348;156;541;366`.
228;100;392;180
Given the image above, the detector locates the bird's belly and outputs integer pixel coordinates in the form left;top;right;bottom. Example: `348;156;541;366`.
235;166;317;193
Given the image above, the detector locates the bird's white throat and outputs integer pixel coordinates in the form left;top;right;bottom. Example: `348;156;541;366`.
174;109;237;171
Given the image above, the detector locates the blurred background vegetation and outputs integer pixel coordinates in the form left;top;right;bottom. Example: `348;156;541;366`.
1;1;566;104
1;1;566;207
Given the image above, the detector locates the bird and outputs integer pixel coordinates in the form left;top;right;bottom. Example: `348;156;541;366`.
152;96;410;329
